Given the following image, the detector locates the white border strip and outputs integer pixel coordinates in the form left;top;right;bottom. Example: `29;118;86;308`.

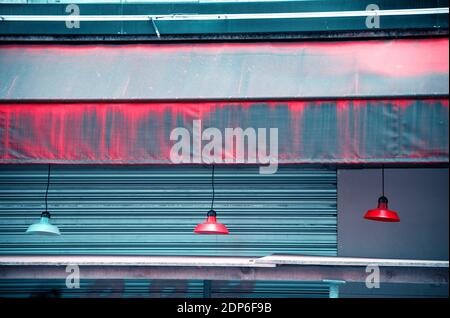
0;255;447;268
0;255;276;267
0;7;448;22
256;255;450;268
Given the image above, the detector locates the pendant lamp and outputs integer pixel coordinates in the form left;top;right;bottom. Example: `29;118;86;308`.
194;165;229;234
26;164;61;236
364;167;400;222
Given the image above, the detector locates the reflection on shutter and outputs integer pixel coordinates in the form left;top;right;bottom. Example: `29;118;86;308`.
0;164;336;298
0;164;336;257
0;279;330;298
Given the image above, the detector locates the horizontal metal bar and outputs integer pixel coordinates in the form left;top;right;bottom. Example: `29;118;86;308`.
1;7;448;22
0;256;275;268
0;265;447;284
257;255;449;268
0;255;447;268
1;95;449;104
0;29;448;43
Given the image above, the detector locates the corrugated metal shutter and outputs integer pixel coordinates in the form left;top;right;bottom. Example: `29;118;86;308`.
0;165;336;256
0;164;336;297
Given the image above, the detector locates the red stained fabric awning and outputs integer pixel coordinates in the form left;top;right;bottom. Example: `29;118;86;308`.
0;38;448;100
0;99;448;165
0;38;448;165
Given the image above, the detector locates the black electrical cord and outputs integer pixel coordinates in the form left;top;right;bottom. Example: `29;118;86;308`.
210;165;215;211
381;165;385;197
45;164;51;213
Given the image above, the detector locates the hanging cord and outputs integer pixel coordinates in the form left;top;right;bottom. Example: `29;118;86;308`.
45;164;51;213
210;165;215;211
381;165;385;197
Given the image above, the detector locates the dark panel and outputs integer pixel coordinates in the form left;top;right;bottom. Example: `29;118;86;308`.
338;168;449;260
337;167;449;297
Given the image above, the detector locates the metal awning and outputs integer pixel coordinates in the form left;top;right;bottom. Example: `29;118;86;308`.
0;39;448;165
0;38;448;100
0;99;448;165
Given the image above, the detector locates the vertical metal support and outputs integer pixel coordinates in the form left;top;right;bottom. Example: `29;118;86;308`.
203;280;212;298
323;280;346;298
150;17;161;38
329;284;340;298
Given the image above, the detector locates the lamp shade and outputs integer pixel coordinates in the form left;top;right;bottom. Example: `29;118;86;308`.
194;210;229;234
364;196;400;222
26;212;61;236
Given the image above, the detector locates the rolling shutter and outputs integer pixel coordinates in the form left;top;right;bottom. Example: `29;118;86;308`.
0;164;336;297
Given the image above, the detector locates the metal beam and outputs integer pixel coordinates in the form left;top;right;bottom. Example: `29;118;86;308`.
0;255;447;268
0;29;448;42
0;255;447;284
0;255;275;268
257;255;449;268
0;265;447;284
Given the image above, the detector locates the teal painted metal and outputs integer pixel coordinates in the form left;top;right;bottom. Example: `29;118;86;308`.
0;164;337;257
323;279;346;298
0;0;447;35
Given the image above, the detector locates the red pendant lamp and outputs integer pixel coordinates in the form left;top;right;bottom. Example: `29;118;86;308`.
364;167;400;222
194;165;229;234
